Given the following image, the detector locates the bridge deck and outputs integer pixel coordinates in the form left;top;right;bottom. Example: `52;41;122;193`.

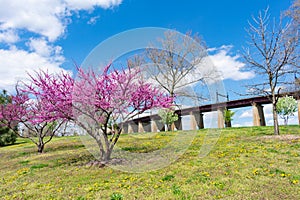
125;91;300;123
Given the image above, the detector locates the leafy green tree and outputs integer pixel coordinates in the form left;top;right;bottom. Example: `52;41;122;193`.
158;108;178;131
0;90;16;146
276;96;297;125
224;109;235;128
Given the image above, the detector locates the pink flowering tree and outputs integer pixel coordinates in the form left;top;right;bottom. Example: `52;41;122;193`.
18;65;172;163
72;65;173;164
0;83;68;153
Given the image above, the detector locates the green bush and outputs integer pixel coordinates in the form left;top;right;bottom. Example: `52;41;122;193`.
0;126;17;146
0;90;16;146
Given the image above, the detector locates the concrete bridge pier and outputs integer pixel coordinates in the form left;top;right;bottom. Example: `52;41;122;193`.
122;123;128;134
217;108;225;128
252;103;266;126
143;121;152;132
138;121;144;133
190;111;204;130
128;122;138;133
151;120;165;132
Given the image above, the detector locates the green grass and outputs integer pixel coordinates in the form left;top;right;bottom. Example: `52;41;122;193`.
0;126;299;199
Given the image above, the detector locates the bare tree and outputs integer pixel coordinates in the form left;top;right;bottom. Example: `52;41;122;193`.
129;30;219;106
243;8;299;135
285;0;300;33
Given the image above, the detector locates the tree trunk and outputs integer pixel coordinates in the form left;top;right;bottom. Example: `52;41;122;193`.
272;103;280;135
225;120;231;128
37;135;45;153
284;117;288;126
37;143;45;153
96;137;113;164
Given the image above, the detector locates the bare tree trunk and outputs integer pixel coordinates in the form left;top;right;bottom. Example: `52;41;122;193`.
225;120;231;128
37;142;45;153
284;117;289;126
103;148;112;162
272;103;280;135
36;133;44;153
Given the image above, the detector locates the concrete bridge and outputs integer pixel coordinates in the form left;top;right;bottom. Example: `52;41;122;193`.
122;91;300;133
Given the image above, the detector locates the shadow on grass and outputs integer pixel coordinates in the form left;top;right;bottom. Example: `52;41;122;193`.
0;140;28;148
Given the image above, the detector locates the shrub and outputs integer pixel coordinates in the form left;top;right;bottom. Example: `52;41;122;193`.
0;126;16;146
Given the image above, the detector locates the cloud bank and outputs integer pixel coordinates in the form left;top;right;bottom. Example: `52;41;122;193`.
208;45;255;81
0;0;122;92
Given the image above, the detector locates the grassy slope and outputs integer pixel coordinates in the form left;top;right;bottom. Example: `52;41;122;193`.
0;126;299;200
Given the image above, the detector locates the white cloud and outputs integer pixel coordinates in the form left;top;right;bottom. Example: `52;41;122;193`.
65;0;122;10
0;0;122;41
27;38;63;58
240;109;252;118
0;29;19;43
88;16;101;25
232;121;252;127
0;46;67;93
0;0;122;93
208;45;255;81
0;0;67;42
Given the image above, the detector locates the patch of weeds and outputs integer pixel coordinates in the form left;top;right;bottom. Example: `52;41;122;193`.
160;133;168;136
266;148;279;153
23;146;35;149
290;143;300;148
19;160;30;165
45;144;85;152
110;192;123;200
19;151;31;156
121;146;147;152
162;174;175;181
30;164;48;170
17;168;30;175
211;181;226;190
172;184;182;195
270;168;286;175
194;172;211;183
76;197;86;200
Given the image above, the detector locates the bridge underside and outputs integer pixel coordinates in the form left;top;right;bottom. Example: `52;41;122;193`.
121;92;300;133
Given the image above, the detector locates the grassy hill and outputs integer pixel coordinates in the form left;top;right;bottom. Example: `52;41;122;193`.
0;126;299;199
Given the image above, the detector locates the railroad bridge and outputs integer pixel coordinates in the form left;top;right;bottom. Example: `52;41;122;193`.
122;91;300;133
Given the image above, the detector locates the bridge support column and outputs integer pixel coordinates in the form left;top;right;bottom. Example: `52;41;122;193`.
190;111;204;130
252;103;266;126
217;108;225;128
128;122;138;133
151;120;165;132
143;121;151;132
151;120;158;133
122;123;128;134
298;99;300;125
138;121;144;133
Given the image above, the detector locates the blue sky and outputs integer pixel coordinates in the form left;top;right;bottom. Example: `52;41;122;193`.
0;0;298;127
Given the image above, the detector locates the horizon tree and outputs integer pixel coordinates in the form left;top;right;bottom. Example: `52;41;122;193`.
276;96;297;125
0;90;17;146
224;109;235;128
243;8;299;135
158;108;178;131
